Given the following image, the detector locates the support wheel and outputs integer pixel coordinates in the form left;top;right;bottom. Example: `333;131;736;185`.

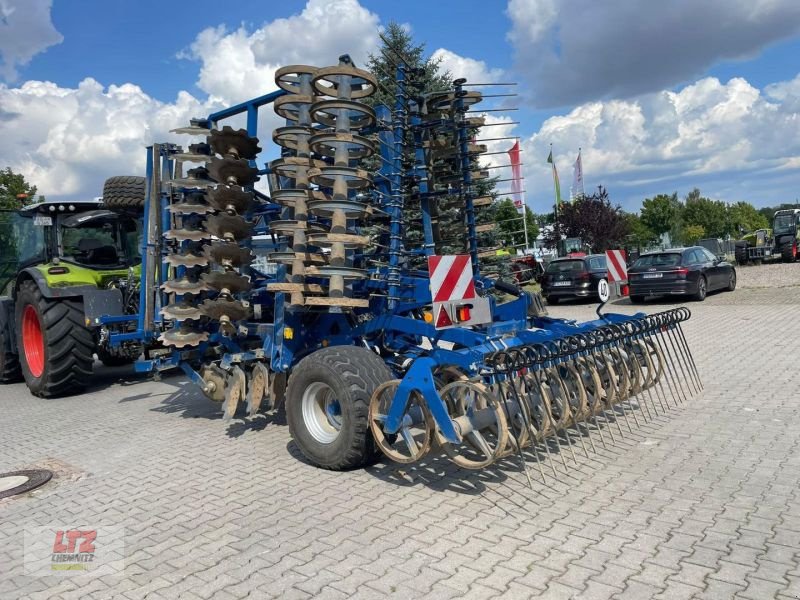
15;281;94;397
369;380;434;464
286;346;392;470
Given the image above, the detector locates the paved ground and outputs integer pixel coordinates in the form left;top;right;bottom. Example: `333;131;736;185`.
1;278;799;599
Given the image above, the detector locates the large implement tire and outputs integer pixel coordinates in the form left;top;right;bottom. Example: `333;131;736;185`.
0;326;22;383
781;240;797;263
286;346;392;470
734;243;748;265
15;281;94;397
103;176;146;209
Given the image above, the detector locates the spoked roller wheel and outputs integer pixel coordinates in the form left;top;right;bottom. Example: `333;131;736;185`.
438;381;508;470
369;380;435;464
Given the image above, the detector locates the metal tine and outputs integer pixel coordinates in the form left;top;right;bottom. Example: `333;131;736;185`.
494;377;535;489
601;343;633;435
641;335;670;414
547;346;588;461
652;322;686;406
633;331;663;420
675;316;703;389
543;351;579;466
577;353;609;450
665;322;697;397
666;314;701;393
625;343;651;424
503;374;547;486
609;346;644;438
629;341;655;423
592;348;623;441
646;321;682;408
616;345;643;429
522;370;559;479
562;341;597;456
531;368;575;477
656;324;689;403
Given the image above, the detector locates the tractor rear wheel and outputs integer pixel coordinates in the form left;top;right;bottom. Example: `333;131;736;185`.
15;281;94;397
286;346;392;470
0;326;22;383
103;176;146;209
781;240;797;263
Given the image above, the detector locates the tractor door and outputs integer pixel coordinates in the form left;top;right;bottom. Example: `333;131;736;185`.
0;211;48;296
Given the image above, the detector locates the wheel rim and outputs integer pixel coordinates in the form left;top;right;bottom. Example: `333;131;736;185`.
302;382;342;444
730;272;736;289
22;305;44;378
699;279;706;297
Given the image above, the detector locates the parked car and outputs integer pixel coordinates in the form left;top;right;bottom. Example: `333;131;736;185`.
541;254;609;304
628;246;736;302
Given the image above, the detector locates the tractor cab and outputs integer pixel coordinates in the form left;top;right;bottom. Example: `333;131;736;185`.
772;209;800;262
0;200;141;294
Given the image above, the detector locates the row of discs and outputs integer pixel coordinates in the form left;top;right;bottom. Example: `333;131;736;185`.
267;59;377;309
158;124;260;347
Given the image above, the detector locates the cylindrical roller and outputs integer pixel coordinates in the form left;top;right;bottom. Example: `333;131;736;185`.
310;99;376;132
311;64;378;99
208;126;261;160
308;131;375;166
274;65;318;94
273;125;314;157
274;95;314;123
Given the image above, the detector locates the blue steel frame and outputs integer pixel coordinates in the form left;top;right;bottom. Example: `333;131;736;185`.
101;66;649;446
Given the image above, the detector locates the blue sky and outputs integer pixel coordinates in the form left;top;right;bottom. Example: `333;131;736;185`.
2;0;799;213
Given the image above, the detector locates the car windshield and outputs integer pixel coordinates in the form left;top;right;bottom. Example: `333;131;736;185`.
634;253;682;268
587;256;606;270
546;259;584;273
773;214;796;234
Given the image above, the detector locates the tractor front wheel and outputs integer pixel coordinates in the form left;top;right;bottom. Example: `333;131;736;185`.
286;346;392;470
15;281;94;397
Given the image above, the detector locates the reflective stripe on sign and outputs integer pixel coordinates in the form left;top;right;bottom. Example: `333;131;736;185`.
605;249;628;283
427;255;476;302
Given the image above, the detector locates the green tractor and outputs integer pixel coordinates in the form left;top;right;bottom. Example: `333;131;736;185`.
0;176;146;397
772;208;800;262
733;208;800;265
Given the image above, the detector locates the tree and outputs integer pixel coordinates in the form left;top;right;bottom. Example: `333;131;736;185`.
494;198;539;248
0;167;37;209
727;201;769;236
682;224;706;245
546;186;628;252
624;212;656;248
641;193;682;241
682;188;728;238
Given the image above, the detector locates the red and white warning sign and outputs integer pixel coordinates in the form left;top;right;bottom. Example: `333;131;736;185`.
605;249;628;283
427;254;476;302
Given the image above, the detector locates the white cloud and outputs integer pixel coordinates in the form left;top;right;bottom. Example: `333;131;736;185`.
507;0;800;107
516;74;800;211
431;48;504;85
0;0;62;81
180;0;380;105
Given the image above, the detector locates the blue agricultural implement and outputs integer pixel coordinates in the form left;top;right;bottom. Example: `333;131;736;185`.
93;54;701;477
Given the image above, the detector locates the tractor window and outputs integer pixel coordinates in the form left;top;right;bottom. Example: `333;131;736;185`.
773;214;796;234
0;212;47;294
61;222;121;266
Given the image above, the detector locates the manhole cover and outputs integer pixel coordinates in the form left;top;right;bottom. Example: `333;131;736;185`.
0;470;52;499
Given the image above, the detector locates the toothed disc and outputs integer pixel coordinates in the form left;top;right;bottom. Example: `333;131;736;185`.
203;241;254;267
200;297;251;321
208;126;261;160
161;277;209;294
171;152;212;163
202;271;252;294
208;157;259;186
164;229;209;242
205;185;255;214
159;327;209;348
161;302;202;321
164;252;209;268
170;125;210;136
204;213;253;241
